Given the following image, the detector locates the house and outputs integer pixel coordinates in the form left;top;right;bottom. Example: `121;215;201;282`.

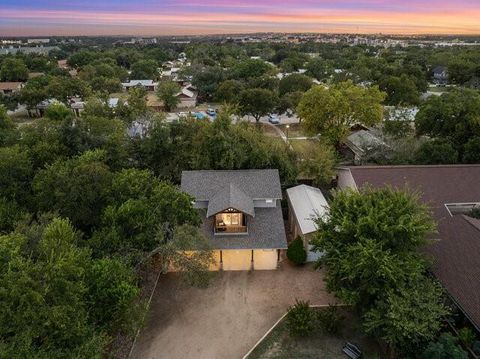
433;66;449;85
0;82;23;95
286;184;329;262
121;80;158;92
342;130;389;165
181;169;288;271
337;165;480;332
176;85;198;108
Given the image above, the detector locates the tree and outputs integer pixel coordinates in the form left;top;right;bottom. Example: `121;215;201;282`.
421;333;468;359
0;198;24;234
306;58;332;81
239;88;278;122
231;59;272;80
297;81;385;145
415;89;480;157
214;80;244;104
463;137;480;163
286;237;307;265
46;76;91;104
414;139;458;165
278;73;313;96
130;59;158;79
286;299;316;337
157;81;181;111
298;140;338;187
44;102;73;121
364;277;449;354
379;74;420;106
191;65;225;100
33;150;112;232
312;187;435;306
0;218;107;358
0;58;29;81
0;145;32;206
0;105;18;146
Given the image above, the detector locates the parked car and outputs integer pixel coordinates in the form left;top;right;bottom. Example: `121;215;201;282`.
206;108;217;116
268;114;280;124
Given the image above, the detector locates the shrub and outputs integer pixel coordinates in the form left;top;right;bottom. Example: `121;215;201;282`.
286;299;316;337
317;305;345;334
468;207;480;219
287;237;307;265
421;333;468;359
458;327;476;348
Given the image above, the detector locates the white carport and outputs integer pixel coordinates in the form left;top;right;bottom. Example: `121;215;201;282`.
286;185;329;262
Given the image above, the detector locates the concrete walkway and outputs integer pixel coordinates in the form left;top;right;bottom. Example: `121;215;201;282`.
130;263;337;359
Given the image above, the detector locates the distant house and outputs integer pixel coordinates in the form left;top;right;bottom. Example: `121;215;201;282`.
337;165;480;333
181;169;288;271
433;66;448;85
121;80;158;92
342;130;389;165
0;82;23;95
176;84;198;108
286;185;329;262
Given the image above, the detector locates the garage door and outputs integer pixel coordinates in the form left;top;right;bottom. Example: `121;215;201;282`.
222;250;252;271
253;249;278;270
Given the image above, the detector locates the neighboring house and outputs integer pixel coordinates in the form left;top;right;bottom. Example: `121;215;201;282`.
0;82;23;95
384;106;419;122
176;85;198;108
337;165;480;332
286;184;329;262
343;129;389;165
433;66;449;85
121;80;158;92
181;169;288;271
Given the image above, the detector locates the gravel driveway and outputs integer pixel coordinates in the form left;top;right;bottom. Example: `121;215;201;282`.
130;262;337;359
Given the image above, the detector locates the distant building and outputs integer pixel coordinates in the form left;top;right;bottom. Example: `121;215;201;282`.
121;80;158;92
433;66;449;85
0;82;23;95
27;38;50;44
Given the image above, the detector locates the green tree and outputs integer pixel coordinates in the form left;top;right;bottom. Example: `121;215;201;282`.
214;80;244;104
415;89;480;156
130;59;158;79
0;58;29;81
286;299;316;337
312;187;435;306
421;333;468;359
286;237;307;265
297;81;385;145
44;102;73;121
157;81;181;111
231;59;272;80
414;139;458;165
0;198;24;234
33;150;112;232
278;73;313;96
239;88;278;122
364;277;449;354
0;145;32;206
298;140;338;186
463;137;480;163
0;105;18;146
0;218;107;358
379;74;420;106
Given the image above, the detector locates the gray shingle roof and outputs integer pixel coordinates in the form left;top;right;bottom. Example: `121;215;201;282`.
207;183;255;217
181;169;282;201
199;205;287;250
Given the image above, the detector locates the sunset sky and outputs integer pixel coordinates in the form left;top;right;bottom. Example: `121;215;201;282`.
1;0;480;36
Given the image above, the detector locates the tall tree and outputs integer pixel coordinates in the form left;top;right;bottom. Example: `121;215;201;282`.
0;58;29;82
157;81;181;111
239;88;278;123
297;80;385;144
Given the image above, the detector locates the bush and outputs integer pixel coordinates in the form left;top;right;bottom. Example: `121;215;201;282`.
421;333;468;359
287;237;307;265
317;305;345;334
286;299;316;337
468;207;480;219
458;327;476;348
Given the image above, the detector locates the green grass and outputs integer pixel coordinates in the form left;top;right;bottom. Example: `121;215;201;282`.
248;308;382;359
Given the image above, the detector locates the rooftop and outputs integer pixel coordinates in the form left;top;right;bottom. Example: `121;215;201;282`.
287;185;329;235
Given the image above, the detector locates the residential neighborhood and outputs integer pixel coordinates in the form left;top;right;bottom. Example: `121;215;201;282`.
1;11;480;359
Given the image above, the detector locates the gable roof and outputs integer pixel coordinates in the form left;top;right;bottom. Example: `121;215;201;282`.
343;165;480;330
0;82;23;91
286;185;329;235
181;169;282;201
207;183;255;217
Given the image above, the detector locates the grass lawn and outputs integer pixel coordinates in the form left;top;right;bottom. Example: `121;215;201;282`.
247;307;382;359
290;139;316;156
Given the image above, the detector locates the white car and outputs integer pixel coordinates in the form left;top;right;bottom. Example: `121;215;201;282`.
268;114;281;124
